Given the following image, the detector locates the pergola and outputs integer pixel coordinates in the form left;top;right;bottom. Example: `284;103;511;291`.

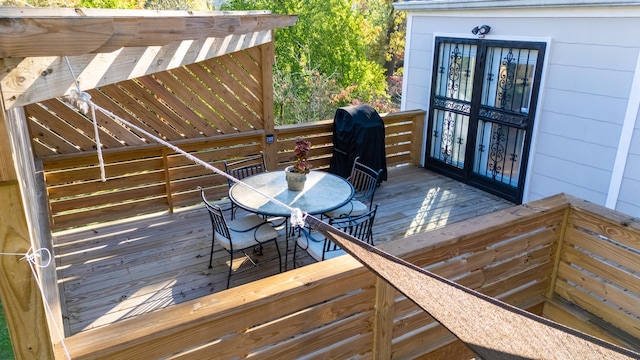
0;7;296;358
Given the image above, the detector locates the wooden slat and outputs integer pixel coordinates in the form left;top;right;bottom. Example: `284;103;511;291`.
51;184;166;213
136;75;219;137
98;84;181;141
154;68;235;134
193;60;262;130
25;116;80;154
161;67;248;133
231;51;262;93
561;240;640;296
183;288;375;359
543;298;640;352
202;54;265;116
62;256;371;359
26;104;92;151
557;261;639;317
52;197;168;229
113;80;192;140
42;145;163;170
48;171;165;199
45;157;164;185
563;227;640;275
568;204;640;250
118;80;202;139
35;99;124;149
255;312;373;359
216;54;262;101
554;279;640;339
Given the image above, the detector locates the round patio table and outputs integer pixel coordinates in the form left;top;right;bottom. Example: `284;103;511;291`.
229;170;354;217
229;170;354;270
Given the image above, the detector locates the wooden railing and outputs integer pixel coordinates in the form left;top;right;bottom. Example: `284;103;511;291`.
53;193;640;359
542;195;640;351
42;110;425;230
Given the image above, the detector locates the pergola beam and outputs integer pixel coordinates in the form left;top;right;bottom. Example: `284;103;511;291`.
0;8;297;109
0;8;297;57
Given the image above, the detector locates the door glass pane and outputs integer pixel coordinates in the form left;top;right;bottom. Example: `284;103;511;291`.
429;41;476;167
434;42;477;101
430;109;468;168
473;120;525;187
481;47;538;114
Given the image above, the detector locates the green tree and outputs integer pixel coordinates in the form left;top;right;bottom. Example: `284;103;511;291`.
223;0;390;124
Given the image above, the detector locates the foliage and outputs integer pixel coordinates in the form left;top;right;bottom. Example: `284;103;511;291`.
291;137;312;174
222;0;402;125
0;0;405;123
0;302;13;360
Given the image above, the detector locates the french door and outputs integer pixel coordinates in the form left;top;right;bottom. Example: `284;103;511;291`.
426;38;546;203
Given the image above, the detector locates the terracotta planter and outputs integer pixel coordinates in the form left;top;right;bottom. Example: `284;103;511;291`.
285;166;307;191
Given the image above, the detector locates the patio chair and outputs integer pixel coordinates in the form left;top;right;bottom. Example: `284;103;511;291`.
223;153;267;219
293;204;378;267
200;188;281;289
324;157;383;219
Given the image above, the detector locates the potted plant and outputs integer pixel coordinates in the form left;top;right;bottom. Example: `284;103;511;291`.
285;137;312;191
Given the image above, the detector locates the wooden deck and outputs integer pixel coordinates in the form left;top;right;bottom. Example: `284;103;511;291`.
53;165;514;335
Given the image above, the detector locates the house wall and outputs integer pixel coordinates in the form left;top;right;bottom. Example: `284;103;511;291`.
397;4;640;217
617;110;640;216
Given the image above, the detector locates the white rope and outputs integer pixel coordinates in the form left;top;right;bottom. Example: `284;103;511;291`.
0;248;71;359
64;57;106;182
62;91;305;227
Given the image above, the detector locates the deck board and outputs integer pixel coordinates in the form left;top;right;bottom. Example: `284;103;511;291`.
53;166;514;335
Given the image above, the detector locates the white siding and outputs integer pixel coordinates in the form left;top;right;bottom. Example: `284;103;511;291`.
616;117;640;217
400;8;640;212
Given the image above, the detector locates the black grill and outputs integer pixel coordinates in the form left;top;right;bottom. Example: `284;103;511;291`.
328;105;387;183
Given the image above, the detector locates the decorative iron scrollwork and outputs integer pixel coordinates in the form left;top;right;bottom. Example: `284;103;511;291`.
497;49;515;110
441;113;455;161
488;124;506;179
447;45;463;98
434;98;471;114
479;107;526;128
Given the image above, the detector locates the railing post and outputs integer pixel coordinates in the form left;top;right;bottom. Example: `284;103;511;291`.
411;111;425;166
261;38;277;171
162;148;174;213
545;204;571;299
0;107;54;359
373;277;395;359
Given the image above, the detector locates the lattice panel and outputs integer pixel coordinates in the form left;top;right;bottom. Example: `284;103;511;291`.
26;48;266;158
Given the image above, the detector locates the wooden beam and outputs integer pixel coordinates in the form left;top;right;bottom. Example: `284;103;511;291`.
372;277;395;359
0;107;54;359
0;8;298;57
0;104;16;182
0;30;274;109
260;39;277;171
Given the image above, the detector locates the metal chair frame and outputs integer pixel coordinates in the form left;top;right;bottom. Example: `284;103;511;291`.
200;188;281;289
294;204;378;267
324;157;382;219
348;157;383;210
223;153;267;219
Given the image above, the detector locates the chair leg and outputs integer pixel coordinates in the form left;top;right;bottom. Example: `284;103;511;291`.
208;237;215;269
226;253;233;289
274;239;282;273
292;241;298;269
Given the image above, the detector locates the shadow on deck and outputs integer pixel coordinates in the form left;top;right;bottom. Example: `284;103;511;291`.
53;165;514;335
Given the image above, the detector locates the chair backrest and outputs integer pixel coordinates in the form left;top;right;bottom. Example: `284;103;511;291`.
223;153;267;187
327;204;378;249
349;157;383;206
200;188;231;240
